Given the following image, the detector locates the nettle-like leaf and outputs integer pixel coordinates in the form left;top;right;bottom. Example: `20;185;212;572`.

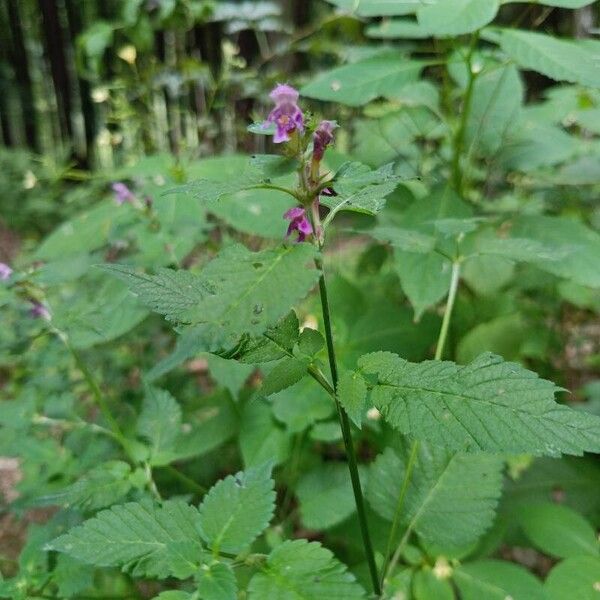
322;163;402;219
498;29;600;88
38;461;132;511
104;243;319;351
197;463;276;554
417;0;499;36
48;500;204;579
367;444;503;548
337;370;368;428
358;352;600;456
247;539;366;599
301;52;423;106
137;387;182;466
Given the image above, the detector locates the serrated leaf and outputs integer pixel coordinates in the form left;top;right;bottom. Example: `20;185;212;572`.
196;561;237;600
301;52;423;106
517;502;599;559
296;463;365;530
38;461;132;511
137;388;182;466
239;311;300;364
197;464;275;554
499;29;600;88
322;163;402;219
261;357;309;396
105;244;319;351
367;445;503;548
544;556;600;600
48;500;203;579
366;18;431;39
247;539;366;599
101;264;213;323
417;0;499;36
454;560;545;600
359;351;600;456
337;370;368;428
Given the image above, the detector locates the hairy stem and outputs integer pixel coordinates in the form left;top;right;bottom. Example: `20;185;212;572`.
315;256;381;597
384;260;462;582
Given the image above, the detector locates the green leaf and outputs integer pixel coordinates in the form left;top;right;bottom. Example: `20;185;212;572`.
102;264;213;323
301;52;423;106
261;357;309;396
137;388;181;466
464;62;523;156
517;503;599;558
297;328;325;357
196;562;237;600
247;539;366;599
367;445;503;548
511;0;596;7
366;19;431;39
48;500;204;579
502;457;600;523
337;370;368;428
105;243;319;351
325;0;421;16
239;399;291;468
197;464;275;554
369;226;436;253
239;311;300;364
359;351;600;456
454;560;546;600
413;568;455;600
417;0;499;36
296;463;364;530
38;461;132;511
271;378;334;433
508;216;600;288
545;556;600;600
322;163;402;219
499;29;600;88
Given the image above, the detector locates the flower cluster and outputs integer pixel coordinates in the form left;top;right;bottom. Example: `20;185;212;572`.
0;262;12;281
112;182;135;205
262;84;336;243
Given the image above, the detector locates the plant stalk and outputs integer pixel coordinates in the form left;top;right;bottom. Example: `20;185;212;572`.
451;32;479;195
315;256;381;597
384;260;462;582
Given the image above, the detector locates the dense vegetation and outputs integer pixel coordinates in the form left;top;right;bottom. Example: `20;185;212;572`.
1;1;600;599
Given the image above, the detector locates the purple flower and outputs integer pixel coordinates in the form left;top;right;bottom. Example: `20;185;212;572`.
111;182;135;205
265;84;304;143
0;262;12;281
313;120;336;161
30;301;51;320
284;207;313;242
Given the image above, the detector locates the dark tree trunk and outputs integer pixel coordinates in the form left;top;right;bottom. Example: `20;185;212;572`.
64;0;97;166
6;0;38;151
290;0;311;71
38;0;74;145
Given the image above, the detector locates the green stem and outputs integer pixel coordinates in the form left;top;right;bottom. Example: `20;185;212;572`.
384;260;462;581
380;440;419;588
435;261;461;361
451;32;479;195
315;256;381;598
